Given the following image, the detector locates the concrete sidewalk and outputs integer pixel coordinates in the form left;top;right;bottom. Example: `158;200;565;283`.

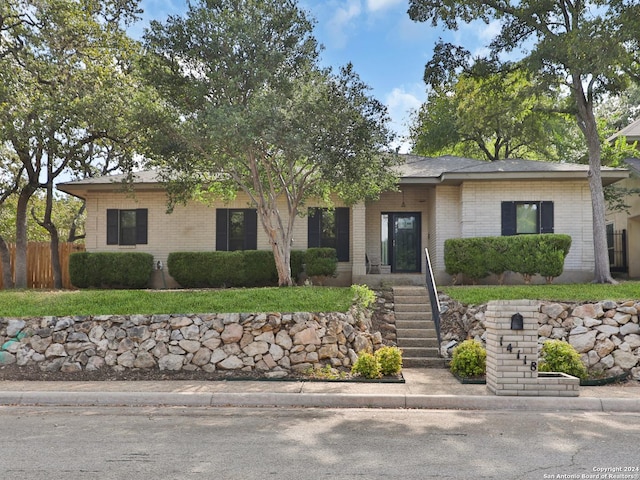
0;368;639;412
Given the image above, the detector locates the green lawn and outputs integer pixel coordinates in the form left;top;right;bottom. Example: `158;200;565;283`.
441;281;640;305
2;282;639;318
0;287;354;318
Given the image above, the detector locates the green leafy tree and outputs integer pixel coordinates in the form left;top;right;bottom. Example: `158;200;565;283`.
408;0;640;283
143;0;397;286
411;70;575;161
0;0;154;288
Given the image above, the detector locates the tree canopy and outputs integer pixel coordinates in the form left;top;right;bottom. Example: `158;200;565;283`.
143;0;397;286
0;0;156;288
410;69;577;161
408;0;640;283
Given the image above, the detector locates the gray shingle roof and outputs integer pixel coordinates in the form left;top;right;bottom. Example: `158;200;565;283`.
57;154;629;198
608;117;640;143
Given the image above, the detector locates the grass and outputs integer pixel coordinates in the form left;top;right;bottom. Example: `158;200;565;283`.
442;281;640;305
2;281;639;318
0;287;354;318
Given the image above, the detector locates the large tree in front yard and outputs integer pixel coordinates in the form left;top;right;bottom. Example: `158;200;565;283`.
143;0;397;286
408;0;640;283
0;0;155;288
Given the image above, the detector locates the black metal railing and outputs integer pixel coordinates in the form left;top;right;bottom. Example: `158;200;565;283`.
424;247;442;350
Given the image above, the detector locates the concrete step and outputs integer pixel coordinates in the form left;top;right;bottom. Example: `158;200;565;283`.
394;311;432;321
395;319;435;330
394;295;430;305
396;328;437;339
394;303;432;313
403;357;448;368
397;338;439;348
399;346;440;357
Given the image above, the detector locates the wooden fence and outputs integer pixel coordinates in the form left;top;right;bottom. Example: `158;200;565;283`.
0;242;85;290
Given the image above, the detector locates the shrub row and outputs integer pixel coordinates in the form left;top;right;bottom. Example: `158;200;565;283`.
444;234;572;284
167;248;338;288
69;252;154;289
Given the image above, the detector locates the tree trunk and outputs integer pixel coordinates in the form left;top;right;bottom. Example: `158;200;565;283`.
256;204;294;287
39;180;63;289
49;228;62;289
0;235;13;289
573;77;615;284
14;184;36;289
67;201;86;242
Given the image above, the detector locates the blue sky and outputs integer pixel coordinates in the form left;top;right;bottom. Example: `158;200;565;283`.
133;0;498;152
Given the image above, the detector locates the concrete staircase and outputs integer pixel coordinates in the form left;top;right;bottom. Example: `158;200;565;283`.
393;286;446;368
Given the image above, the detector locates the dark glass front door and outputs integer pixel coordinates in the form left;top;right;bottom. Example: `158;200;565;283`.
383;213;421;273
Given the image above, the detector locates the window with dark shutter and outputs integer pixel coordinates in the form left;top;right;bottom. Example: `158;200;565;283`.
501;201;553;235
216;208;257;251
107;209;119;245
308;207;350;262
106;208;148;246
501;202;517;236
540;201;554;233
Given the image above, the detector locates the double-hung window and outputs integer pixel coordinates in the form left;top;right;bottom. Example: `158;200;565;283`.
107;209;148;245
501;201;554;236
307;207;349;261
216;209;258;251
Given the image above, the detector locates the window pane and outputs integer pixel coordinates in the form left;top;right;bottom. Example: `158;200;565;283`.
228;210;245;251
516;203;538;234
381;214;388;264
320;210;336;249
119;210;137;245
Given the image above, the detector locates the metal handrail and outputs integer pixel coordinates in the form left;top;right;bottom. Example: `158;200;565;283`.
424;247;442;350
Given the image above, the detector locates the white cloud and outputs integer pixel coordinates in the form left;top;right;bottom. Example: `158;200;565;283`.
385;85;425;153
366;0;404;12
478;20;502;42
327;0;362;48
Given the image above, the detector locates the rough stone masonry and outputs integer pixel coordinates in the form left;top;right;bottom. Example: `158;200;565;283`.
0;308;383;376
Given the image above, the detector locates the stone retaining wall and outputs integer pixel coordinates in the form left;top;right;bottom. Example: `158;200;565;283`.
439;295;640;380
0;309;383;377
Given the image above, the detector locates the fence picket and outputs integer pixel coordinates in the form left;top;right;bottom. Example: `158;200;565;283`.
0;242;85;289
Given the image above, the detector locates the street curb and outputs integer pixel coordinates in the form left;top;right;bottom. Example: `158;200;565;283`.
1;391;639;412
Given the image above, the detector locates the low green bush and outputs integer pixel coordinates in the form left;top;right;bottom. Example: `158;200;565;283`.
444;234;572;284
351;351;381;379
242;250;278;287
167;252;216;288
351;284;376;312
375;346;403;376
538;339;587;379
450;339;486;378
305;247;338;278
69;252;153;289
290;250;306;283
207;251;245;288
168;249;333;288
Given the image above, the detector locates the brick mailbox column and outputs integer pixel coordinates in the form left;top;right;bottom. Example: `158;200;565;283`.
485;300;579;397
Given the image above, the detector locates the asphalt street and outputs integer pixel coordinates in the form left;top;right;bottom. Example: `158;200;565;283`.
1;406;639;480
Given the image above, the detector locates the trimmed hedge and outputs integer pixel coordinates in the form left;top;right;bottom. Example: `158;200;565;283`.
304;247;338;278
69;252;154;289
444;234;571;284
167;248;336;288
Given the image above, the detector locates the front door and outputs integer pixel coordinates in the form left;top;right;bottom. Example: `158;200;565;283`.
382;213;421;273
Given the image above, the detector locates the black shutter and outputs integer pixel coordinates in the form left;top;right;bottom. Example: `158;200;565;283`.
540;201;554;233
216;209;229;251
107;209;119;245
243;209;258;250
335;207;350;262
135;209;148;244
308;208;321;248
501;202;516;236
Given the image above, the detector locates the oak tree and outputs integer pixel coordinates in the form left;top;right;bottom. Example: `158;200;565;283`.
408;0;640;283
144;0;397;286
